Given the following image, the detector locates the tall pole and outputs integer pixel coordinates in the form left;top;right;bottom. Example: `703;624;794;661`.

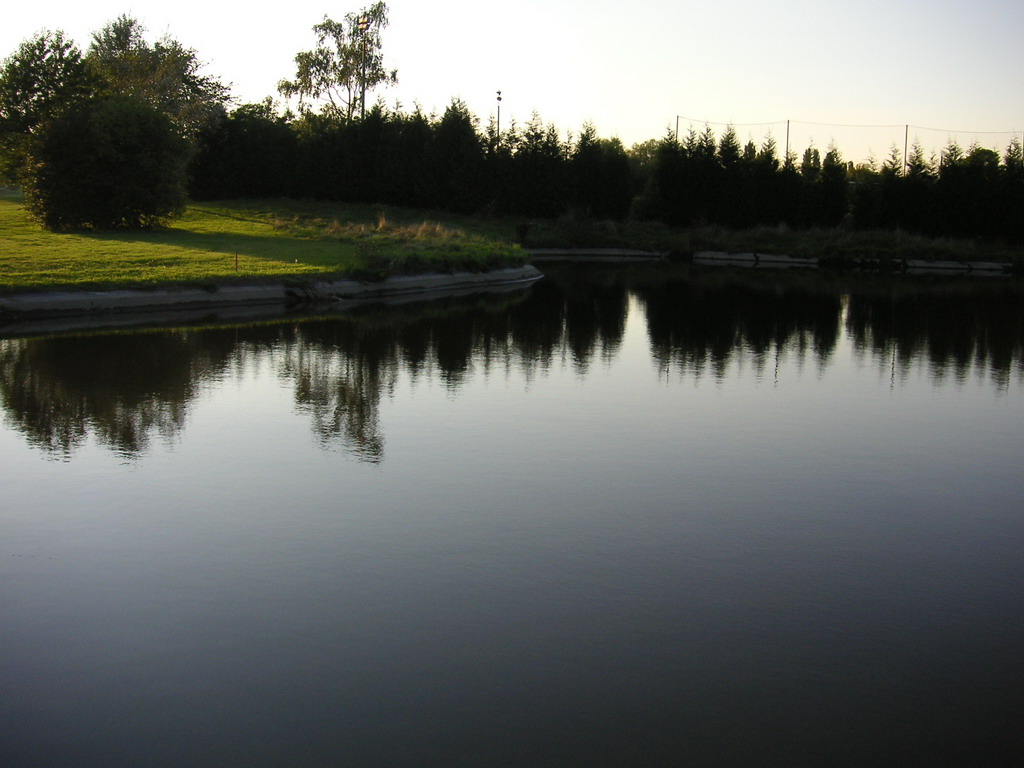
903;124;909;175
786;119;790;165
358;15;369;120
496;90;502;141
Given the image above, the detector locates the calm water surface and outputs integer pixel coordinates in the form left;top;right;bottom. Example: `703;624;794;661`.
2;265;1022;766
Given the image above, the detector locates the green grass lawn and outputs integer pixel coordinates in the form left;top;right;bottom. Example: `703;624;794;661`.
0;193;526;293
2;189;1019;294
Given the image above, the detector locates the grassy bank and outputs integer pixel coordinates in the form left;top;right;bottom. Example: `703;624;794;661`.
522;214;1024;265
2;189;1020;294
0;192;525;293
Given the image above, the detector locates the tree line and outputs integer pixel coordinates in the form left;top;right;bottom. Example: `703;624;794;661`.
190;101;633;221
1;4;1022;243
191;100;1024;243
636;126;1024;242
0;16;228;228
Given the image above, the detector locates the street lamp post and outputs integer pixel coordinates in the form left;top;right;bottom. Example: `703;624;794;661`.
496;90;502;141
358;15;370;120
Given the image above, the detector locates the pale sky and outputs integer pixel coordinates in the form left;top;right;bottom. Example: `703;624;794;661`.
3;0;1022;163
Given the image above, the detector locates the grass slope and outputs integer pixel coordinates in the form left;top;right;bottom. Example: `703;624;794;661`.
2;190;1019;294
0;193;525;293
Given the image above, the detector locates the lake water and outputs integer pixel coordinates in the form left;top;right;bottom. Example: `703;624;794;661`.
2;264;1022;766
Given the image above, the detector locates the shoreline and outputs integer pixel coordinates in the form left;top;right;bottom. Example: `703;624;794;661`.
530;247;1017;274
2;246;1018;335
0;266;543;331
690;250;1016;274
0;265;543;317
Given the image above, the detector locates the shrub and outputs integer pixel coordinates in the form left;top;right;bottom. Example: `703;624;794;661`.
22;95;190;229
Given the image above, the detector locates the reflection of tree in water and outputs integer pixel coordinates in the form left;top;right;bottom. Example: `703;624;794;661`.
278;319;393;463
635;269;842;381
272;280;625;459
559;270;628;372
845;279;1024;389
262;281;626;459
0;288;588;462
635;266;1024;386
7;268;1012;462
510;265;629;376
0;331;235;458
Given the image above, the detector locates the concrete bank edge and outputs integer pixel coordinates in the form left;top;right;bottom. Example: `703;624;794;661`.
693;250;1015;273
0;265;545;320
528;248;664;261
527;249;1016;273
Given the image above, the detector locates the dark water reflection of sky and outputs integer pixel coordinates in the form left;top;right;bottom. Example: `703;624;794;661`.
2;265;1022;766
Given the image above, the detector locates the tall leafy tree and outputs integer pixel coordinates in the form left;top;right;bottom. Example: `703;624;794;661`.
939;139;964;175
626;138;659;197
880;144;903;178
636;129;685;224
508;112;567;217
1000;137;1024;242
385;107;433;207
758;134;780;171
754;134;789;225
0;30;95;179
1;18;223;228
87;15;229;137
278;2;397;123
717;124;741;169
430;99;483;212
819;142;848;226
190;99;298;199
689;124;721;224
800;144;821;182
906;139;932;179
569;123;632;220
1004;136;1024;179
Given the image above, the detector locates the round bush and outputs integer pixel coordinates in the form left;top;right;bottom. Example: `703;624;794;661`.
23;95;190;230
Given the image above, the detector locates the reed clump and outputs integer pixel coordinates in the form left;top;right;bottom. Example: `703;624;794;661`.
278;212;468;242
